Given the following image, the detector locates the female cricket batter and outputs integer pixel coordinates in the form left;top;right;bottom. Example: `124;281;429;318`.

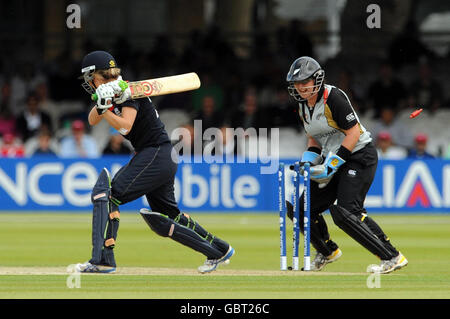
286;56;407;273
75;51;234;273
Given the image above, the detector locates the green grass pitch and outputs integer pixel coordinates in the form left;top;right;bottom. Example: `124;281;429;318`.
0;213;449;299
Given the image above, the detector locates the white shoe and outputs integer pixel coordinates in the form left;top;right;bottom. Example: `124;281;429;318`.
367;252;408;274
310;248;342;271
198;246;235;274
75;262;116;273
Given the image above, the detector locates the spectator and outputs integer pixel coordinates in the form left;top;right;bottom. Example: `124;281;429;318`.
367;62;407;118
371;107;413;149
102;128;133;155
376;131;407;160
31;129;58;156
407;61;443;113
231;88;267;131
59;120;99;158
192;95;223;133
16;92;52;142
407;133;435;159
0;133;24;158
191;73;224;113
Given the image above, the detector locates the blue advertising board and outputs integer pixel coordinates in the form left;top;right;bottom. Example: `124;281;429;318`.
0;157;448;213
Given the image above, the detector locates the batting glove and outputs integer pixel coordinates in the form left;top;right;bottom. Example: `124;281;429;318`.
105;76;132;104
310;152;346;188
95;84;115;114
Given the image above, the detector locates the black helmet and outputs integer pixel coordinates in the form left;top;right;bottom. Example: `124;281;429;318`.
286;56;324;102
79;51;118;94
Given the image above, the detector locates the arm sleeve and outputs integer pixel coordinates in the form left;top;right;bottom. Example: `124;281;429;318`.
327;88;358;130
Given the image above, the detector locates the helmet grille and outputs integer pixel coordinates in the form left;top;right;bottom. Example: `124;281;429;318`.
287;70;324;102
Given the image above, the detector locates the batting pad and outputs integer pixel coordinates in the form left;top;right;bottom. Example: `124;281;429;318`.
140;209;223;259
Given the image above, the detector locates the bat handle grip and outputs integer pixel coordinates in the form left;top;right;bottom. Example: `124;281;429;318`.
118;80;128;91
91;80;129;101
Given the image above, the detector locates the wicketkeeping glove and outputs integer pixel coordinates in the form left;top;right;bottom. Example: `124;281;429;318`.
289;148;323;171
310;151;346;188
301;150;323;166
95;84;115;114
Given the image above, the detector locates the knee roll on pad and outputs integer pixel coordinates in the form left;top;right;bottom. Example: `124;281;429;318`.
140;210;172;237
92;168;111;203
329;205;394;260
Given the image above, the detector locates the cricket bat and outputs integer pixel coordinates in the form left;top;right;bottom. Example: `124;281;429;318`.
91;72;201;101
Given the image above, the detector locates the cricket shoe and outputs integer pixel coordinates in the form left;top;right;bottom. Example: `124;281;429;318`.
198;246;235;274
367;252;408;274
75;262;116;273
310;248;342;271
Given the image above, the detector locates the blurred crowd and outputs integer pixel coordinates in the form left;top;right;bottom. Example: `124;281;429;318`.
0;20;449;159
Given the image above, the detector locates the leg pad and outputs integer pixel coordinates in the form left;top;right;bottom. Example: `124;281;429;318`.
140;209;223;259
329;205;395;260
175;213;229;254
90;168;112;265
89;168;120;267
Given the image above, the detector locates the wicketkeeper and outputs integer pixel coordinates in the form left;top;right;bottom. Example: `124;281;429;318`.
285;56;408;274
75;50;234;273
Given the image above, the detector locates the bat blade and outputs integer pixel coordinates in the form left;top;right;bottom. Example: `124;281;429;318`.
128;72;201;99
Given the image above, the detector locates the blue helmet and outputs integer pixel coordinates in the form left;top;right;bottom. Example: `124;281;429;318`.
286;56;324;102
79;51;118;94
